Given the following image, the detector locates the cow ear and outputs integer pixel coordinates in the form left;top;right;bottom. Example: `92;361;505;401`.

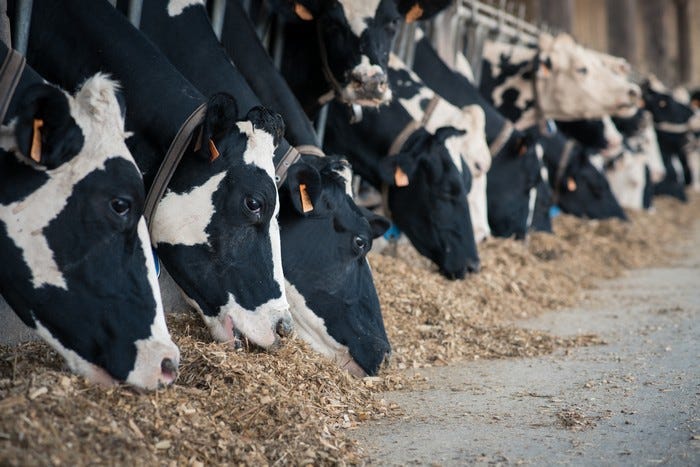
197;92;239;161
14;83;85;170
460;158;473;194
396;1;452;23
359;206;390;239
246;106;285;146
285;161;322;215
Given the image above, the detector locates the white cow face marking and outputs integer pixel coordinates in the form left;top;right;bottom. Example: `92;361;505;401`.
167;0;204;17
338;0;383;37
605;151;646;210
0;74;178;389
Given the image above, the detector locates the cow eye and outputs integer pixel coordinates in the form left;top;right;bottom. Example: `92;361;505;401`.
576;67;588;75
659;99;667;108
353;235;368;252
244;196;262;213
385;18;399;33
110;197;131;216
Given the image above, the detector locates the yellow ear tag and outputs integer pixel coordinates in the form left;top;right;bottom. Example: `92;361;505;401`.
208;138;220;162
30;118;44;163
294;3;314;20
405;3;424;23
394;166;409;187
567;177;577;192
299;183;314;213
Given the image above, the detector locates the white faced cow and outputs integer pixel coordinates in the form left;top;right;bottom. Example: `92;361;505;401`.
480;34;641;129
0;50;179;389
20;0;292;349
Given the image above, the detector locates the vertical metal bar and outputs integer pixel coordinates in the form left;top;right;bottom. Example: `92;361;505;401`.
128;0;143;28
13;0;33;55
107;0;117;6
211;0;226;40
315;103;329;148
272;15;285;69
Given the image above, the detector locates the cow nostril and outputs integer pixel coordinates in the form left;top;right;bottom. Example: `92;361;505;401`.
467;261;481;274
276;317;293;337
161;358;177;379
628;88;639;98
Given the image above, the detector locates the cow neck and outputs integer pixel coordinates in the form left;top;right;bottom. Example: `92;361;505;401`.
387;96;441;156
221;0;320;148
316;22;344;107
0;48;25;124
552;139;576;205
143;103;207;233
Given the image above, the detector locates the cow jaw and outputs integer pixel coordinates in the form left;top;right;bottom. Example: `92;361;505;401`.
284;280;367;377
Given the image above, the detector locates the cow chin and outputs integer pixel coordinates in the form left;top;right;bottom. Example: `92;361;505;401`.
340;83;392;108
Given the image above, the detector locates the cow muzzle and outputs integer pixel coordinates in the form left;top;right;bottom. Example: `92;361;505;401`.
344;66;391;107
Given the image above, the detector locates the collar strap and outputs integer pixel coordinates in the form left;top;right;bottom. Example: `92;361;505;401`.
654;121;689;134
274;144;325;188
531;52;547;132
144;103;207;233
0;49;26;124
387;96;441;156
552;139;575;204
488;119;514;157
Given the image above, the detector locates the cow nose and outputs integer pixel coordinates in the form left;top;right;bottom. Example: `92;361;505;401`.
160;358;178;380
352;71;388;95
381;350;392;369
275;316;294;337
466;259;481;274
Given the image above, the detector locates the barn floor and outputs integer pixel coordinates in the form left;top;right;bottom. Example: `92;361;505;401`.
352;220;700;465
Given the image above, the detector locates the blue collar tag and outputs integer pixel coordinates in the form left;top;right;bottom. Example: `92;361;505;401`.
383;223;402;241
549;205;562;218
152;248;161;278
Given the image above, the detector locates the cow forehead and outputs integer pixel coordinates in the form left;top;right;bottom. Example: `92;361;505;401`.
167;0;204;17
338;0;382;37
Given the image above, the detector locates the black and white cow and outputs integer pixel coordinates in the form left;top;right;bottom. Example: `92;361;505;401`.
642;79;699;201
555;116;623;158
531;127;627;220
480;34;640;129
261;0;450;113
411;35;545;237
17;0;292;348
130;0;392;376
0;44;179;389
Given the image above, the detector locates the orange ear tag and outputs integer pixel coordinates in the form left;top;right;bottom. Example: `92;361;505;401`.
539;62;550;78
405;3;424;23
30;118;44;163
567;177;577;191
518;144;528;156
294;3;314;20
394;166;409;187
299;183;314;213
208;138;220;162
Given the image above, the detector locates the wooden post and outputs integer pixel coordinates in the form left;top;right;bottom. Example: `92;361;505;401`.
639;0;672;83
606;0;638;66
675;0;691;83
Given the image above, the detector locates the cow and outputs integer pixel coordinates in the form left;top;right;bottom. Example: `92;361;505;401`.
17;0;293;349
0;44;179;389
530;127;627;220
129;0;392;375
387;53;491;243
411;34;545;237
261;0;451;114
642;79;696;201
480;34;641;130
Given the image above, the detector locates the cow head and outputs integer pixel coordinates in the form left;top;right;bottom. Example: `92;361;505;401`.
150;94;292;349
614;110;666;184
487;132;542;238
642;80;698;132
381;127;479;278
278;155;391;376
0;74;178;389
535;34;640;120
601;151;647;210
542;135;627;220
275;0;449;107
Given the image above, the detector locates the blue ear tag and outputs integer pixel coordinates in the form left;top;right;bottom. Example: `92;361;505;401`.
383;223;402;241
545;119;558;135
549;205;562;218
152;248;161;278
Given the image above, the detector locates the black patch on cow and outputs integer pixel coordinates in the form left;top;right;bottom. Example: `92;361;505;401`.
0;149;50;204
26;158;153;380
480;54;535;120
279;155;391;375
556;119;608;151
388;66;423;100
